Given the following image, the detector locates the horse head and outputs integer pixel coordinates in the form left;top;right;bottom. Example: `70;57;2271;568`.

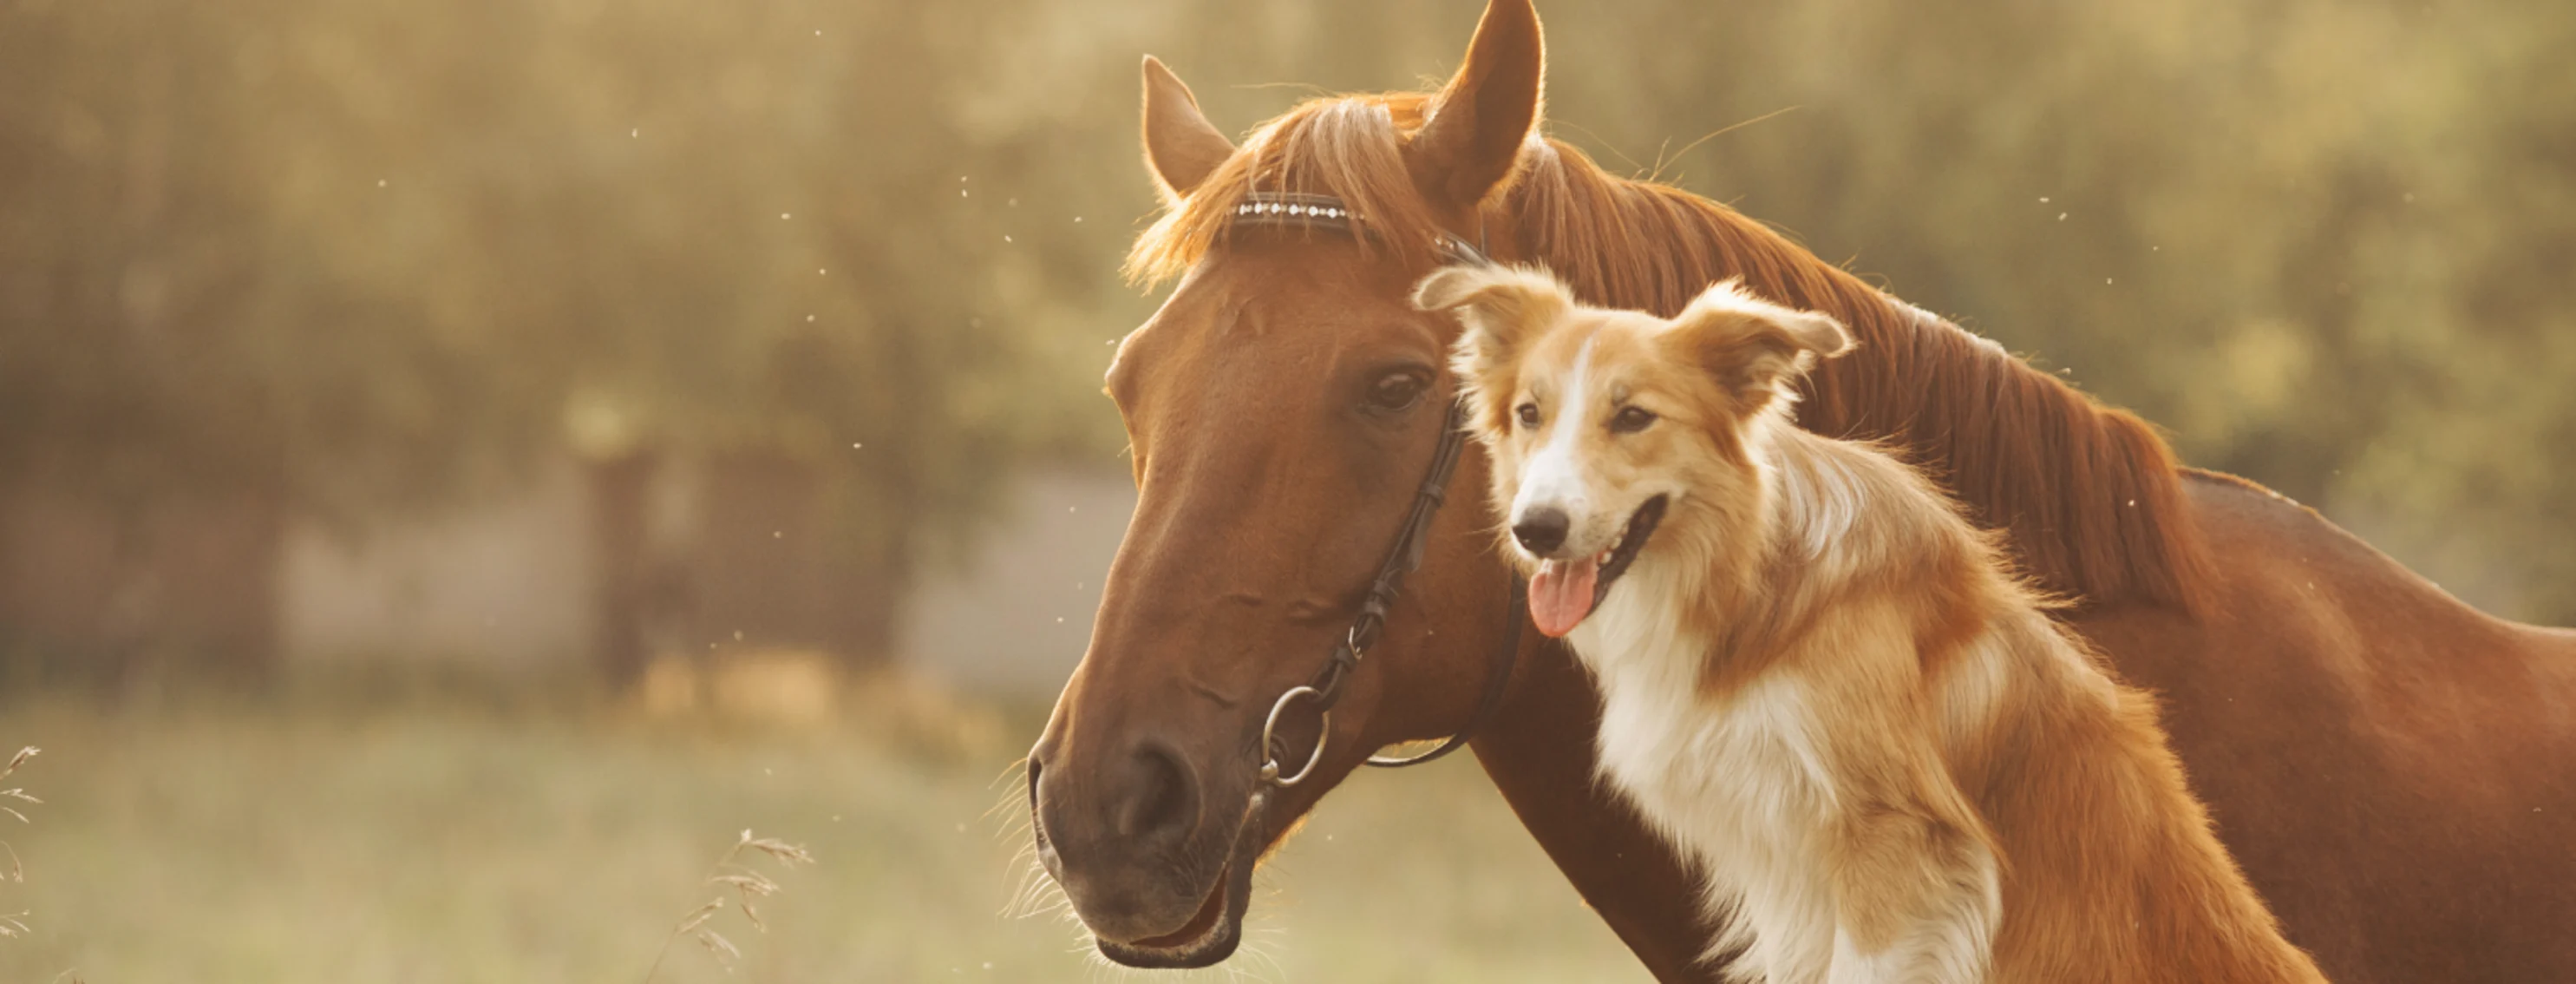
1025;0;1550;968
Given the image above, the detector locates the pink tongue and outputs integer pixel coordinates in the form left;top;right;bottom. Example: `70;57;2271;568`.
1527;558;1600;639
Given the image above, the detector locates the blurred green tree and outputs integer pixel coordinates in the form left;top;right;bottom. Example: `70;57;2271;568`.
0;0;1148;672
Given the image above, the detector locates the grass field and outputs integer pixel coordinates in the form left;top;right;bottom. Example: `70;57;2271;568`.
0;681;1650;983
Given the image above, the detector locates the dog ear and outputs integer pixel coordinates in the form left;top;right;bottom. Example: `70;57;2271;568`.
1415;265;1570;436
1414;264;1570;380
1669;279;1854;413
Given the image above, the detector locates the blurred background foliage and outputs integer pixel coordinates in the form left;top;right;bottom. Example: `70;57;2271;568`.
3;0;2571;636
0;0;1129;576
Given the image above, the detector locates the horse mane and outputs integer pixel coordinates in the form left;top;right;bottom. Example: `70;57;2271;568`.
1129;95;2210;610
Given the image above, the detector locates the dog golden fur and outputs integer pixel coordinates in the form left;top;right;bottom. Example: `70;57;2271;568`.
1418;265;2327;984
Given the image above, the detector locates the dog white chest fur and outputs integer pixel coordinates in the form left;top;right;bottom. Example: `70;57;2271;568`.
1571;505;1995;984
1575;560;1841;981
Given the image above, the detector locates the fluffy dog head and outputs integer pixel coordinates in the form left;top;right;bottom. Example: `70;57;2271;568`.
1415;265;1853;636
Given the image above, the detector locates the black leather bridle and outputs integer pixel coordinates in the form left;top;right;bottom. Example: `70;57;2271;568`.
1226;192;1527;788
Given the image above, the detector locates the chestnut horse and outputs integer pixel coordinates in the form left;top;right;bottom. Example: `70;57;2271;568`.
1026;1;2576;980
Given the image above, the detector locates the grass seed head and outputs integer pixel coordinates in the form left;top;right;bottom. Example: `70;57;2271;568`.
742;837;814;867
694;928;742;964
671;898;724;935
710;872;778;894
0;746;32;942
645;829;815;981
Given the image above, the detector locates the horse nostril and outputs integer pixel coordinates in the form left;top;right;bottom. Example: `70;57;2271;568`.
1026;756;1059;856
1514;507;1571;554
1115;742;1199;843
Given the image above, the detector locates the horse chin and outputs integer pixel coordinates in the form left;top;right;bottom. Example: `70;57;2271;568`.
1092;853;1253;968
1092;791;1268;969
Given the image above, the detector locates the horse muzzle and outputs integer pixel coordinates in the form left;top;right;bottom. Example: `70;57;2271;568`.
1027;733;1265;968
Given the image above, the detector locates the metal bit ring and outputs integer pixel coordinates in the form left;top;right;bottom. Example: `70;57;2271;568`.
1258;686;1330;787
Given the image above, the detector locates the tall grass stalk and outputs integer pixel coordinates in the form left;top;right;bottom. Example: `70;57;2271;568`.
643;828;814;982
0;746;40;942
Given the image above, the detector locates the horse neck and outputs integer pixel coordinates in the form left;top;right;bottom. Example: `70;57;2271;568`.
1496;155;2208;610
1792;292;2209;610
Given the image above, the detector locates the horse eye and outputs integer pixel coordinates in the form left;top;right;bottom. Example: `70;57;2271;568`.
1611;406;1657;434
1515;403;1540;428
1369;372;1426;411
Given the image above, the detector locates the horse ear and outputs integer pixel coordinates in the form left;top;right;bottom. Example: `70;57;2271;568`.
1141;56;1235;202
1669;280;1854;412
1410;0;1545;214
1415;264;1570;386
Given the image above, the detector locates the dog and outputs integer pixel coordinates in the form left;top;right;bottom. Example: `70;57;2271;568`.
1418;265;2327;984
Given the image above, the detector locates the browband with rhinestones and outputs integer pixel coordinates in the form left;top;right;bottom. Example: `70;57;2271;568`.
1226;191;1490;266
1230;193;1357;225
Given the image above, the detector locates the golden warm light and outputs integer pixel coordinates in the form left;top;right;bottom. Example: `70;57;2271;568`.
1;0;2567;980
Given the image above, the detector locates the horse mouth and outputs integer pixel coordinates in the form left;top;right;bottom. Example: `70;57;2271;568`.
1092;792;1267;969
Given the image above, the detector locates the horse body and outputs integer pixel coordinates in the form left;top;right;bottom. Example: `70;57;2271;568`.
1031;1;2576;979
2069;473;2576;982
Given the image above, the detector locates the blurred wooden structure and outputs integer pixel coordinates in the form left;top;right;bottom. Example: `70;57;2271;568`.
0;476;282;675
0;452;1129;697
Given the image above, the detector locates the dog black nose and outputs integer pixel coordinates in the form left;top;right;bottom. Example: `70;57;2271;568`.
1513;507;1570;554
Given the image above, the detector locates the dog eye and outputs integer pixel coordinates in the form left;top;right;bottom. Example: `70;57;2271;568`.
1515;403;1540;428
1611;406;1657;434
1368;371;1427;411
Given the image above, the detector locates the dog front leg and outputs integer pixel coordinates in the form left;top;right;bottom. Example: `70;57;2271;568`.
1821;792;1999;984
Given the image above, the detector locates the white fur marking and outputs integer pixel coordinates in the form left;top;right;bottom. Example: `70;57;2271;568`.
1938;634;2013;759
1777;440;1860;561
1572;554;1859;983
1514;333;1598;532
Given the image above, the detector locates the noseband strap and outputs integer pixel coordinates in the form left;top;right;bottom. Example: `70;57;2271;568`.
1232;192;1524;787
